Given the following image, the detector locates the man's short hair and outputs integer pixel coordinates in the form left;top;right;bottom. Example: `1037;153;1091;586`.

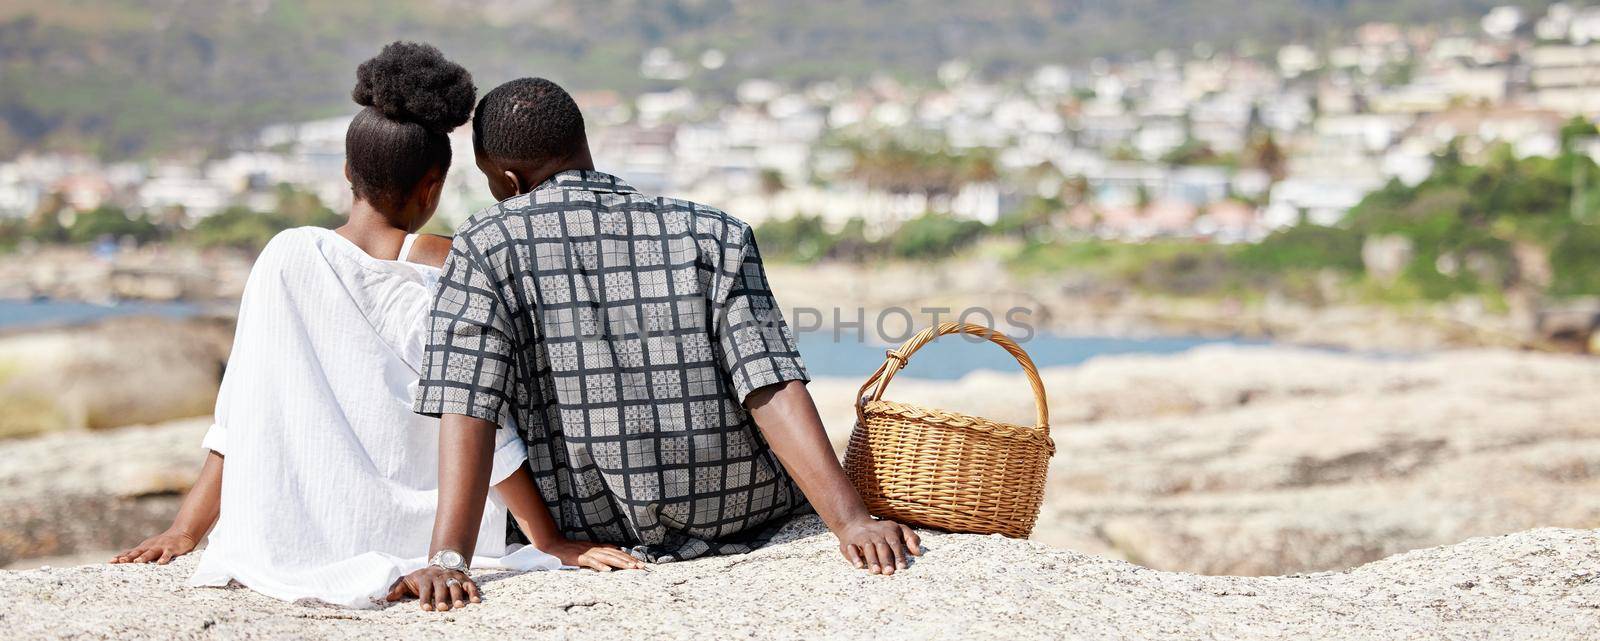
472;77;587;163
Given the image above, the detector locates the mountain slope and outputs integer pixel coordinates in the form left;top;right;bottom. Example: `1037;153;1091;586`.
0;0;1553;157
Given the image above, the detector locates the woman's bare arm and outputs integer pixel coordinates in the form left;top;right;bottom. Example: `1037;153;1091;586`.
111;450;224;564
493;464;643;571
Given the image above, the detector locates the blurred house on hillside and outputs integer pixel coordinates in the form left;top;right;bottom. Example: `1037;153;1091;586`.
8;3;1600;249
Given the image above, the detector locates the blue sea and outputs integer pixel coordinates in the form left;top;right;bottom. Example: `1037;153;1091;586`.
0;299;1262;379
0;299;204;330
795;331;1262;380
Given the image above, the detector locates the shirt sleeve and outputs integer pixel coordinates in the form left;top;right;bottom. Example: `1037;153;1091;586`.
202;361;232;454
713;224;809;403
200;422;227;455
412;234;519;427
488;417;529;485
200;231;286;455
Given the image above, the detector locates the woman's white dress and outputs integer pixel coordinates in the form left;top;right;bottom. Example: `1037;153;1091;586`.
189;227;559;608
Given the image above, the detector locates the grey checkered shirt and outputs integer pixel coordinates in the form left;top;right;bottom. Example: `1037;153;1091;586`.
413;170;811;562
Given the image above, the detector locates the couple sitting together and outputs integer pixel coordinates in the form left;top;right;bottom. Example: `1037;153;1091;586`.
110;42;919;610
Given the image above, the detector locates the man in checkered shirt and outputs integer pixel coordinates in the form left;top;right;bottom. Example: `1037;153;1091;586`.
397;78;921;611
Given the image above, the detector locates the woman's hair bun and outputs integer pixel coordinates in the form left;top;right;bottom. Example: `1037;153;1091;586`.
352;41;475;134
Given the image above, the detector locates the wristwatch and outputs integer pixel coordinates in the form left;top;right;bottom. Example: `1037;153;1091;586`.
430;548;468;572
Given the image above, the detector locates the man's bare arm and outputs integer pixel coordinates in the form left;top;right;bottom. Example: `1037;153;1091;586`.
387;413;495;611
429;414;498;559
389;414;643;612
746;379;921;575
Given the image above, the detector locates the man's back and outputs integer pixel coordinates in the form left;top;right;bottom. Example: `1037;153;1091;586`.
414;169;810;561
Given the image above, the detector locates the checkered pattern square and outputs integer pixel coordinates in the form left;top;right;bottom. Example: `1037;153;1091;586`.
414;170;810;562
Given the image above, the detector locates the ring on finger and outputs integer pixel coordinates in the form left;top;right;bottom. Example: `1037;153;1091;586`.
445;578;462;588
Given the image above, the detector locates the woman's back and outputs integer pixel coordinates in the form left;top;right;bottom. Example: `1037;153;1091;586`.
189;227;540;607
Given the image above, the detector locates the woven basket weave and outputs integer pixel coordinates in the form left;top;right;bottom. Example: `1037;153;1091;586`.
842;322;1055;539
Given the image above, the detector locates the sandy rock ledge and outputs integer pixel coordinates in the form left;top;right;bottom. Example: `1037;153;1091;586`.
6;516;1598;640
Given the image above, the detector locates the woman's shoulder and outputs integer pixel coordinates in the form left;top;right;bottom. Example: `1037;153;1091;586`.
405;233;453;269
252;227;321;267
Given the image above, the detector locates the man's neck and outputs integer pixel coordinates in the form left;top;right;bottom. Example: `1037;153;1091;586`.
518;151;597;195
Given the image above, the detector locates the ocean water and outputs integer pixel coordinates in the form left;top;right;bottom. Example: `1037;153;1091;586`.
795;331;1260;380
0;299;203;331
0;299;1260;379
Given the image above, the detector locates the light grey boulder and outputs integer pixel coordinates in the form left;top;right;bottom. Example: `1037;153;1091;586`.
4;517;1598;640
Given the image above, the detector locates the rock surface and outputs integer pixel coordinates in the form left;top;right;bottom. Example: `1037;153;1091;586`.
0;418;208;566
806;345;1600;575
6;346;1600;577
6;517;1599;640
0;316;232;438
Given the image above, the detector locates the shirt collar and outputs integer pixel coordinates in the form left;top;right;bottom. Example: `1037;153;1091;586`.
541;169;638;195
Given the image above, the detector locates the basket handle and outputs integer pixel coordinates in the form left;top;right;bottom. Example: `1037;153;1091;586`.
855;322;1050;431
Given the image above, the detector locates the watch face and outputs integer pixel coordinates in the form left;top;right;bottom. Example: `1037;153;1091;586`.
438;550;464;568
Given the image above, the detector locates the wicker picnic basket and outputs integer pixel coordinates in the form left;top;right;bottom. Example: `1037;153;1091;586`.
842;322;1055;539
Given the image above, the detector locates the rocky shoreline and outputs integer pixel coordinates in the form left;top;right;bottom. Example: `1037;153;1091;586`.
763;261;1599;353
0;316;232;438
5;516;1598;640
6;346;1599;577
5;244;1593;357
4;344;1600;637
0;246;252;302
2;251;1592;462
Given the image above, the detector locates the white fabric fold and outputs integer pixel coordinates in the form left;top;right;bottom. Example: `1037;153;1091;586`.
189;227;557;609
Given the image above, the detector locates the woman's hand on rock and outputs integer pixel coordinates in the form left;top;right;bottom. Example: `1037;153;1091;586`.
543;538;646;572
837;518;921;575
110;529;198;565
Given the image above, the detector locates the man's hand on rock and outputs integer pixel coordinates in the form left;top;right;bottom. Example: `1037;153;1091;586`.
387;566;481;611
837;517;921;575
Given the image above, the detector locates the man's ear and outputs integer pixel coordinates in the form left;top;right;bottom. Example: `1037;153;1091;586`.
504;170;525;195
343;162;352;184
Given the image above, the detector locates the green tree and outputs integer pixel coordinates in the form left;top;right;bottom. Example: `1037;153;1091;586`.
888;213;987;260
758;168;786;197
66;206;163;245
994;196;1060;237
1334;141;1600;299
188;207;295;251
1160;139;1234;167
755;214;834;263
826;217;874;262
1245;131;1287;181
1559;116;1598;153
1236;223;1364;273
844;138;1000;196
274;184;341;227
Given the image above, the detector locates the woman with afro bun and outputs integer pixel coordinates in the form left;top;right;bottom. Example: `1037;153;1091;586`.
109;42;613;609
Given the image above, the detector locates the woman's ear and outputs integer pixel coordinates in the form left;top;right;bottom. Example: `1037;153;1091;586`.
421;175;446;221
429;176;446;205
403;173;447;232
343;162;352;185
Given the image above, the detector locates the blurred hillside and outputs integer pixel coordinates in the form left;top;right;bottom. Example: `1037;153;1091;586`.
0;0;1554;158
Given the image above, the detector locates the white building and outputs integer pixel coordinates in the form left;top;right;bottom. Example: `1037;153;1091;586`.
1264;177;1382;228
138;164;229;220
